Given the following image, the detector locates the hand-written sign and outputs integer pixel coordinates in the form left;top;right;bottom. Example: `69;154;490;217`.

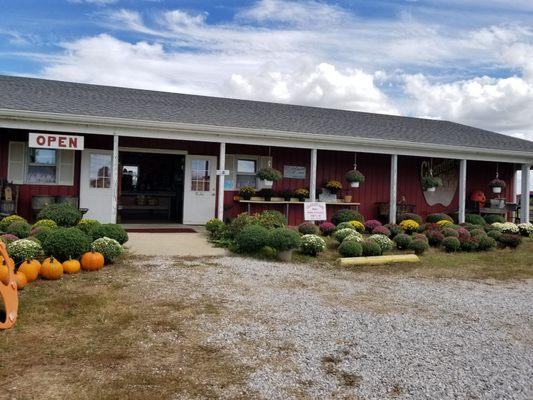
283;165;306;179
420;160;458;206
304;202;327;221
29;133;84;150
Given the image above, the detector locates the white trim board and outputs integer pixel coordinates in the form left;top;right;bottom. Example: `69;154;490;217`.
1;109;533;163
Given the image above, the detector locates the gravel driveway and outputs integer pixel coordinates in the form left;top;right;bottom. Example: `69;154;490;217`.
142;256;533;400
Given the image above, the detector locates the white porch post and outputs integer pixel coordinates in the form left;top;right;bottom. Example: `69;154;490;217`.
458;159;467;224
217;142;226;221
111;134;119;223
389;154;398;224
310;148;318;201
512;167;518;204
520;163;531;223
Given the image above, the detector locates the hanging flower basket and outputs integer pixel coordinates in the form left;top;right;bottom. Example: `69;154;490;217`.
257;167;282;188
345;169;365;188
488;178;506;194
421;175;443;192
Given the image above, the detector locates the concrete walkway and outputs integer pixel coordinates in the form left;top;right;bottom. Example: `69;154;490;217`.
125;231;227;257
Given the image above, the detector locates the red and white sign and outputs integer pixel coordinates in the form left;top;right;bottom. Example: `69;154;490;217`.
304;202;327;221
29;133;84;150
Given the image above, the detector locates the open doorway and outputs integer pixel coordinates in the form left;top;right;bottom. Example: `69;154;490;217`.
118;151;185;223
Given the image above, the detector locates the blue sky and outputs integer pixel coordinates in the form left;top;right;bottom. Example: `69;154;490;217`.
1;0;533;139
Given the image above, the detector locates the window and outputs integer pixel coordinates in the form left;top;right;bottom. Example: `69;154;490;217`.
27;149;57;184
89;154;111;188
191;159;211;191
236;158;257;188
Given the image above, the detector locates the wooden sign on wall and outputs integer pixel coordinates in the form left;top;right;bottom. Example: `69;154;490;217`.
421;160;458;206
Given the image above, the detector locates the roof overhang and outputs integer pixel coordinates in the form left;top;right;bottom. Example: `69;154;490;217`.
1;108;532;164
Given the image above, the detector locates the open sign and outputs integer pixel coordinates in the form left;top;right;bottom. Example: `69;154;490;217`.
29;133;84;150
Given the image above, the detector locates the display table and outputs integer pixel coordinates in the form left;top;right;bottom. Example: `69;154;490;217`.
238;199;360;219
120;192;176;219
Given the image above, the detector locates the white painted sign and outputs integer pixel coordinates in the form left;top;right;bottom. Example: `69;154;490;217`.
420;160;458;207
29;132;84;150
304;202;327;221
216;169;230;176
284;165;306;179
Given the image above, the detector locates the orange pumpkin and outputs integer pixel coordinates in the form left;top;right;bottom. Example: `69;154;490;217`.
81;250;105;271
63;258;81;274
18;259;42;282
40;257;63;280
14;271;27;290
0;261;9;285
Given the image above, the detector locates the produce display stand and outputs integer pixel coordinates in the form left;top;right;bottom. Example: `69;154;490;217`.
0;242;18;330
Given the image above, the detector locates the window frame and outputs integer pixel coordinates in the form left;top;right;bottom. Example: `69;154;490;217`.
26;147;59;185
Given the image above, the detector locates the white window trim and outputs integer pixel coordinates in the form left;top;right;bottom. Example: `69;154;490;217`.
225;154;260;191
8;141;75;186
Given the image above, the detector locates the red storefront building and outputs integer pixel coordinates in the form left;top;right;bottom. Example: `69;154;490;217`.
0;75;532;225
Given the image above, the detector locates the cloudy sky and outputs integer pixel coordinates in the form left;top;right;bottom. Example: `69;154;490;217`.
1;0;533;141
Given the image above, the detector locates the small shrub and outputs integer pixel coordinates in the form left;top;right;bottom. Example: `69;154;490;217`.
206;218;226;240
348;220;366;233
436;220;453;228
409;239;429;255
298;222;319;235
394;233;412;250
331;209;364;226
487;230;502;241
469;228;487;238
465;214;486;226
0;234;19;244
7;239;42;263
397;213;423;224
399;219;419;233
427;231;444;246
76;219;101;236
235;225;269;253
260;246;277;258
361;240;382;256
299;234;326;256
498;234;522;248
412;233;429;244
364;219;382;232
426;213;453;223
91;224;129;244
442;227;459;238
37;202;82;227
0;215;26;232
368;234;393;252
258;210;286;229
477;236;497;251
517;223;533;237
457;227;471;239
267;228;301;251
92;237;123;263
460;236;479;252
484;214;505;224
338;239;363;257
42;227;91;261
32;219;57;229
336;222;356;231
372;225;391;237
442;236;461;252
461;222;480;231
334;228;361;243
319;222;336;236
30;226;53;244
384;224;402;238
227;213;260;239
6;221;31;239
492;222;519;234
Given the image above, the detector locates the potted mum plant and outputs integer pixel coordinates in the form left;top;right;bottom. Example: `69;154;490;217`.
325;180;343;195
282;190;293;202
421;175;443;192
256;166;282;188
294;188;309;202
239;186;256;200
258;188;274;201
488;177;506;194
345;169;365;188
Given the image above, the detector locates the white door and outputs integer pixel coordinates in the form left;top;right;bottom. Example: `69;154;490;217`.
183;155;217;224
79;149;115;223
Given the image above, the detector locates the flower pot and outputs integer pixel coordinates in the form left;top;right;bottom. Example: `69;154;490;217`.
283;197;292;202
343;195;352;203
263;196;272;202
350;182;360;188
277;249;293;262
426;187;436;192
297;197;306;202
492;187;502;194
241;195;252;200
263;180;273;188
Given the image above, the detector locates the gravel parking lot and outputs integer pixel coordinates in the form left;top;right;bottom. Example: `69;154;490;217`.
140;256;533;400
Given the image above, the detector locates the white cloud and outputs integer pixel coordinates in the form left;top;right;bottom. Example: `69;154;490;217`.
69;0;118;5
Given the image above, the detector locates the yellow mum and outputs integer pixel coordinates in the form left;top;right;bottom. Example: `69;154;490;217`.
399;219;420;232
348;220;365;233
436;220;453;227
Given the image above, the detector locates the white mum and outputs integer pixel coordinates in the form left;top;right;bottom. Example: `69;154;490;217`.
368;234;394;252
517;223;533;236
300;234;326;256
492;222;519;234
7;239;42;262
334;228;362;242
